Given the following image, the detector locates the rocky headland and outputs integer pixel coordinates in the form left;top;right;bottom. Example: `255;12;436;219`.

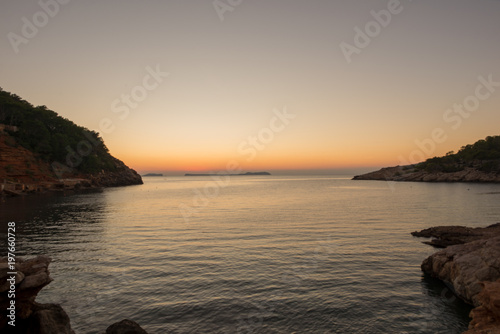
0;132;143;197
0;255;148;333
0;89;142;198
353;165;500;183
353;136;500;183
413;224;500;333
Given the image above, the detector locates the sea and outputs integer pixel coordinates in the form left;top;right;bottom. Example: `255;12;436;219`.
2;175;500;334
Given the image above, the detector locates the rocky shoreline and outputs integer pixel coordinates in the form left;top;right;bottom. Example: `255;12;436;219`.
0;256;148;333
413;224;500;333
1;131;143;199
353;165;500;183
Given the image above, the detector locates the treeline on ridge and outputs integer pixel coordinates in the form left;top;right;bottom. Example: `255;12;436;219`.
0;87;116;173
413;136;500;174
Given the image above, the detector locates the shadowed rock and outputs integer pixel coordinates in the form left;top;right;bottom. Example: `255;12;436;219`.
413;225;500;333
0;255;55;325
1;256;149;333
411;223;500;248
354;166;500;183
105;319;148;334
465;279;500;334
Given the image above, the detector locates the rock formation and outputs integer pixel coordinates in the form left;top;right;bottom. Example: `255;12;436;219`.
87;156;143;188
353;165;500;183
411;223;500;248
354;135;500;183
105;319;148;334
1;132;142;197
1;256;149;333
0;255;75;333
413;225;500;333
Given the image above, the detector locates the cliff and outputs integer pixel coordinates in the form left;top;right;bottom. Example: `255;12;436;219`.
354;136;500;183
413;224;500;333
0;88;142;196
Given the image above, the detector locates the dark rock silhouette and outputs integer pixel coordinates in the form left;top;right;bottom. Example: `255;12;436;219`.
0;255;74;333
0;256;149;334
106;319;148;334
413;225;500;333
354;135;500;183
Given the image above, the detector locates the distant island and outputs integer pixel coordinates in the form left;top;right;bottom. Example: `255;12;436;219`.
185;172;271;176
353;135;500;183
143;173;163;177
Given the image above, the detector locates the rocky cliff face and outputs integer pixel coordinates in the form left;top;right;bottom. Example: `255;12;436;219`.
413;225;500;333
0;134;57;184
1;133;142;196
87;156;143;187
353;165;500;183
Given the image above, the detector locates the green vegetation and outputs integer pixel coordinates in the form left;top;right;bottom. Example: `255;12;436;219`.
416;136;500;174
0;87;116;173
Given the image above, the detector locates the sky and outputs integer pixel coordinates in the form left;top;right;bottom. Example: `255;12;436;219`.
1;0;500;175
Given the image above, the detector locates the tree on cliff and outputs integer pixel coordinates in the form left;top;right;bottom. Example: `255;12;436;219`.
0;88;116;174
416;135;500;174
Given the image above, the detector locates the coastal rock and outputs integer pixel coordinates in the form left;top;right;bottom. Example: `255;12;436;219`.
1;255;149;333
25;303;75;334
414;226;500;333
411;223;500;248
1;132;143;197
353;166;500;183
465;279;500;334
0;255;73;332
88;157;143;187
105;319;148;334
420;236;500;306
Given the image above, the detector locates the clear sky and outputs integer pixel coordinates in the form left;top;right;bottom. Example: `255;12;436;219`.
1;0;500;174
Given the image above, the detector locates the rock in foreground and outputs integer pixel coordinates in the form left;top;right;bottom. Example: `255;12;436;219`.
1;256;149;333
414;225;500;333
0;255;75;333
106;319;148;334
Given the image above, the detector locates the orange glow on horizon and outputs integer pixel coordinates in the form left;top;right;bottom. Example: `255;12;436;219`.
116;150;413;174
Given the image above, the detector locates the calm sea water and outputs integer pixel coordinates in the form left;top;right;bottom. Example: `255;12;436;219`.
2;175;500;333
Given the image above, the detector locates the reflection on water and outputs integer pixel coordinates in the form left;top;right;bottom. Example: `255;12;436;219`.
1;176;498;333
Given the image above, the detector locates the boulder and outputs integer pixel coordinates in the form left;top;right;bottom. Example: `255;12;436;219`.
24;303;75;334
105;319;148;334
0;256;73;333
414;226;500;333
